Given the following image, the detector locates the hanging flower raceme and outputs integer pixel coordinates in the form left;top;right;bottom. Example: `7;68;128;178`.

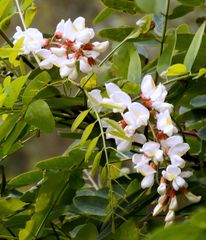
88;74;201;226
12;17;109;80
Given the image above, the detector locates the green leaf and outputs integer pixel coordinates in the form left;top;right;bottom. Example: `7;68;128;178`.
161;63;188;77
183;22;205;71
109;130;132;142
22;71;51;105
112;218;139;240
0;113;20;142
25;99;55;133
150;222;204;240
8;170;43;188
127;47;141;83
99;27;156;42
71;223;98;240
19;171;71;240
106;119;124;134
2;120;27;155
85;136;99;162
135;0;166;13
36;149;85;170
91;150;102;177
0;0;10;19
101;0;138;14
73;194;108;216
0;48;21;58
81;122;96;145
193;68;206;79
24;4;37;27
191;208;206;229
157;29;177;75
122;82;140;95
22;0;34;10
4;75;27;108
169;5;194;19
190;95;206;108
93;7;113;24
0;198;27;219
71;109;90;132
197;126;206;141
177;0;204;7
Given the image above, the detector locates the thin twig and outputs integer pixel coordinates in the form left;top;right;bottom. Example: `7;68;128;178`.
83;169;99;191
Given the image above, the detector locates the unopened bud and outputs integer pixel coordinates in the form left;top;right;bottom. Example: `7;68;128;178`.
165;210;175;222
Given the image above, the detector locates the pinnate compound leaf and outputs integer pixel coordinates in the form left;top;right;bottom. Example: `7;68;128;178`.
25;99;55;133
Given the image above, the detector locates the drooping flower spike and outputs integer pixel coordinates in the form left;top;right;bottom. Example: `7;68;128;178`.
88;74;201;225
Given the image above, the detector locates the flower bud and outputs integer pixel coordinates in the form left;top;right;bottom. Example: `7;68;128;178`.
169;196;178;211
165;210;175;222
185;191;201;203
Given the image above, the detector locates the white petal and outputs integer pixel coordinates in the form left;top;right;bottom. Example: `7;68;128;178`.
157;182;166;195
51;47;66;57
141;174;155;188
153;203;163;216
133;133;146;144
60;65;71;78
55;19;65;33
141;75;155;98
175;176;186;188
73;17;85;31
138;164;156;176
93;41;109;52
79;57;92;73
168;143;190;157
105;83;122;97
184;192;201;203
165;210;175;222
180;171;192;178
170;155;185;168
169;196;178;210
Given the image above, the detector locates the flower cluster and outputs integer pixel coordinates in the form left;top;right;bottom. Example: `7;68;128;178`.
13;17;109;80
88;74;201;225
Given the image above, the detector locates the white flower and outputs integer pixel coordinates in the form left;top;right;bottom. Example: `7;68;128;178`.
55;17;95;43
156;110;178;137
13;27;44;54
37;49;77;80
123;102;150;129
161;135;184;150
132;154;156;188
162;165;192;191
102;83;132;113
141;75;173;112
142;141;163;163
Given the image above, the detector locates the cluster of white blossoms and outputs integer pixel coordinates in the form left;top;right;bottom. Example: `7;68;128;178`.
88;74;201;225
13;17;109;80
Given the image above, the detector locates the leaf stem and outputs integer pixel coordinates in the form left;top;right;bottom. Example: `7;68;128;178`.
155;0;170;84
